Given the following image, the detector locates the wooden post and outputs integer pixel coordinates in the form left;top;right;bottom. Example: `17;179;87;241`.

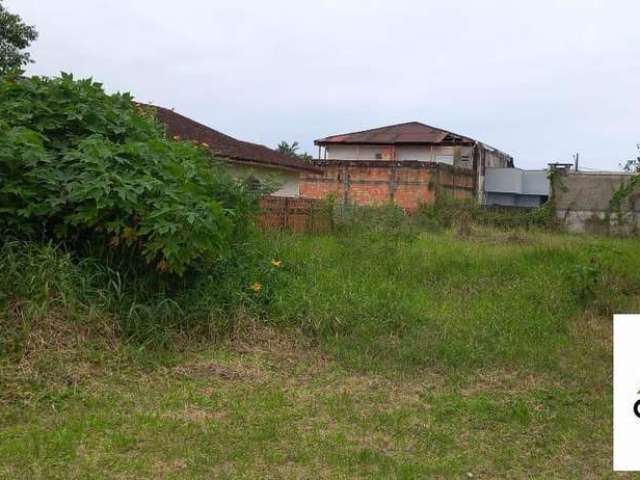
436;165;441;203
342;163;349;206
389;161;398;202
284;197;289;230
452;170;456;199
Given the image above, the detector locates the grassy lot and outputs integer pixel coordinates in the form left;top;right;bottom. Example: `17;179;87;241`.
1;227;639;478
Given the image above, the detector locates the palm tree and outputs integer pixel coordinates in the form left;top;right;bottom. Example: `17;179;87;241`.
276;140;314;163
277;141;300;157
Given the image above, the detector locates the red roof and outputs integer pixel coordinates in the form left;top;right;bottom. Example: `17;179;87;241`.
315;121;475;146
149;105;320;173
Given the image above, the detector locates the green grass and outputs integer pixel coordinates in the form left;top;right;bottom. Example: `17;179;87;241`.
268;228;640;372
1;227;639;478
0;321;620;478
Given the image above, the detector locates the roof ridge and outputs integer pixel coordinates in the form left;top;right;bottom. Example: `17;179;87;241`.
142;103;320;173
315;121;475;144
409;121;472;141
318;121;424;140
143;103;240;143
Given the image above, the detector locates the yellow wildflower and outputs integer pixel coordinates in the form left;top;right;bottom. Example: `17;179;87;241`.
271;259;282;268
122;227;137;242
249;282;262;293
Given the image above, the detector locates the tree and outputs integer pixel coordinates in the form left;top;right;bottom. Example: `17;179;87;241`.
0;1;38;75
622;144;640;173
277;140;313;163
0;74;257;275
277;141;300;157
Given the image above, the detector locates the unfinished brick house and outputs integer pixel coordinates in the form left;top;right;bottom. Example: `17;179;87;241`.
300;122;514;210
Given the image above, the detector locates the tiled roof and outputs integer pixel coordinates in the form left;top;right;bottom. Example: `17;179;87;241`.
315;122;475;145
149;105;320;173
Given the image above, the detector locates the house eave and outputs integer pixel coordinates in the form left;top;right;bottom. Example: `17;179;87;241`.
314;140;476;147
220;156;323;174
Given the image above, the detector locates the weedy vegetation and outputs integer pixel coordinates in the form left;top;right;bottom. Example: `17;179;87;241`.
1;74;640;478
2;220;639;478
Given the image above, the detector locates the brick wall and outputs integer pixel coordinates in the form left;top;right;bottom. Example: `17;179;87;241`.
258;196;329;233
300;160;475;211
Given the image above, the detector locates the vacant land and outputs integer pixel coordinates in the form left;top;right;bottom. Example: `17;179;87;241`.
1;228;639;478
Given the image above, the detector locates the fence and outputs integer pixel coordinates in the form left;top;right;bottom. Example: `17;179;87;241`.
258;196;329;233
259;163;477;232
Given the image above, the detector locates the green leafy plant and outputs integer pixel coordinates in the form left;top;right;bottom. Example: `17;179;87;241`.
0;73;258;274
610;176;639;214
571;257;601;308
605;147;640;229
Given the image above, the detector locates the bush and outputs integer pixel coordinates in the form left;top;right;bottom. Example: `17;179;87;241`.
0;238;281;355
417;195;556;231
0;73;258;274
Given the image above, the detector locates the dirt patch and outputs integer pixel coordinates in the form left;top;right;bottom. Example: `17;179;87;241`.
153;458;188;478
457;369;550;397
225;320;331;375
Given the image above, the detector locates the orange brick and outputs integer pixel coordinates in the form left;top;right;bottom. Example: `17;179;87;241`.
300;163;473;211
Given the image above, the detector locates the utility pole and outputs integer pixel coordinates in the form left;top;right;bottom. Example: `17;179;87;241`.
573;152;579;172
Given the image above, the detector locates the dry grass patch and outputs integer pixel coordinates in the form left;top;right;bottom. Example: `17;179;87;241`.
161;405;227;424
173;362;262;381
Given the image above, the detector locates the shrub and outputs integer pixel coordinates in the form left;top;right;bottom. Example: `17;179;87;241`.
417;195;556;231
0;236;287;355
0;73;258;274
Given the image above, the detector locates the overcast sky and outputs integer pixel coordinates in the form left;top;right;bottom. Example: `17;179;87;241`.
8;0;640;170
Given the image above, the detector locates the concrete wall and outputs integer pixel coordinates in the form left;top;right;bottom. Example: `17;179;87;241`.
325;145;396;161
325;144;474;168
224;162;301;197
396;145;430;162
554;171;640;233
